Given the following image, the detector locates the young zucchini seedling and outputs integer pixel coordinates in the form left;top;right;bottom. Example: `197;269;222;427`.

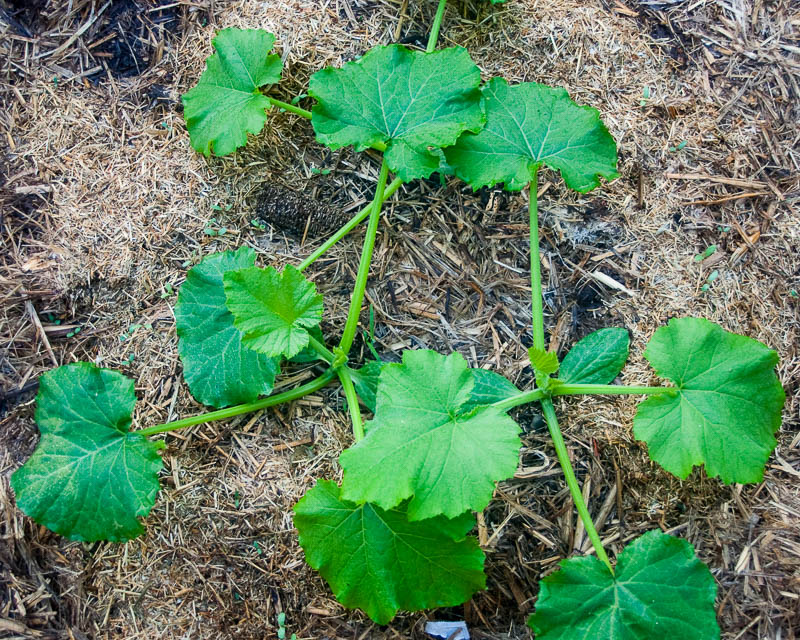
12;3;784;637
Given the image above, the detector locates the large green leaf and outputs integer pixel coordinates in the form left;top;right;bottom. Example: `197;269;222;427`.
224;264;323;360
445;77;618;192
558;328;629;385
294;480;485;624
182;28;283;156
634;318;784;483
309;44;485;182
339;350;521;520
176;248;280;408
528;530;719;639
11;363;163;542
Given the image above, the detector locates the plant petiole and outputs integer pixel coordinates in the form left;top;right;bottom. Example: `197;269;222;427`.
541;398;614;575
266;96;312;119
552;383;676;397
491;388;546;411
528;171;546;352
338;159;391;354
137;369;337;437
308;335;335;364
427;0;448;53
338;367;364;441
297;177;403;272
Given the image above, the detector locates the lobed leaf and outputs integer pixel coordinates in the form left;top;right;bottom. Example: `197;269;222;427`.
558;327;629;385
309;44;485;182
445;77;618;192
182;28;283;156
176;248;280;408
461;368;520;413
339;350;522;520
294;480;485;624
528;530;719;639
528;347;559;376
633;318;784;484
11;363;163;542
223;264;324;360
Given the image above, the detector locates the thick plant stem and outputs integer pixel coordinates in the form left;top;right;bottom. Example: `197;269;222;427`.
297;177;403;272
338;159;391;354
138;370;337;437
267;96;312;119
427;0;448;52
307;335;335;363
492;389;546;411
541;398;614;574
529;172;546;352
338;367;365;441
553;384;675;397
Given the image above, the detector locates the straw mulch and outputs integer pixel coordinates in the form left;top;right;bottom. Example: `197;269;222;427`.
1;0;798;638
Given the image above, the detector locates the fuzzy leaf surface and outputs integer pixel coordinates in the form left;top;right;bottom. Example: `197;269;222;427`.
445;77;618;192
634;318;784;483
224;265;323;359
559;327;629;384
176;248;280;408
528;530;719;639
182;28;282;156
340;350;521;520
294;480;485;624
11;363;163;542
310;44;484;182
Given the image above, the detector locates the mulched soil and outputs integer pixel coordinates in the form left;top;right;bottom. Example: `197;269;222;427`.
1;0;798;638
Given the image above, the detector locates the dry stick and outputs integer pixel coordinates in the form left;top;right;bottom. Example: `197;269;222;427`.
25;301;58;367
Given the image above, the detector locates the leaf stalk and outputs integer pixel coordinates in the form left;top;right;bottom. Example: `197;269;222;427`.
427;0;448;53
529;171;546;352
338;367;365;441
552;383;675;397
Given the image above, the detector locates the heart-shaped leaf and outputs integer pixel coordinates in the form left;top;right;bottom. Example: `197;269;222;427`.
294;480;485;624
176;248;280;408
633;317;784;483
339;350;521;520
182;28;283;156
224;264;324;360
309;44;485;182
528;530;719;639
11;363;163;542
558;327;629;385
445;77;618;192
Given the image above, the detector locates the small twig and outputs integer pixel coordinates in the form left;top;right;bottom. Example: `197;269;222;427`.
665;172;767;190
25;301;58;367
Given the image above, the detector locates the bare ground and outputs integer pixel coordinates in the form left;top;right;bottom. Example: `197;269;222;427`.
1;0;799;638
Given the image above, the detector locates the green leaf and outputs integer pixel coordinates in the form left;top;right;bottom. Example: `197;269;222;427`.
223;264;323;360
182;28;282;156
528;530;719;639
294;480;485;624
175;248;280;408
633;318;784;484
528;347;560;375
445;77;618;192
309;45;485;182
349;360;385;413
462;368;520;413
559;328;629;385
11;363;163;542
339;350;521;520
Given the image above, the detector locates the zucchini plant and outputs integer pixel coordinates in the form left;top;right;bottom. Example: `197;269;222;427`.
11;2;784;637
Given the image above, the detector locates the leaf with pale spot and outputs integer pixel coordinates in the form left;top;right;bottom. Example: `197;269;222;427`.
11;363;163;542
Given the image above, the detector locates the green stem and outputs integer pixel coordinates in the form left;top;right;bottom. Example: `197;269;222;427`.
541;398;614;574
297;177;403;272
338;159;391;354
427;0;448;52
308;335;335;363
529;171;546;352
137;370;337;437
552;384;675;397
491;388;546;411
338;367;365;441
267;96;312;119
